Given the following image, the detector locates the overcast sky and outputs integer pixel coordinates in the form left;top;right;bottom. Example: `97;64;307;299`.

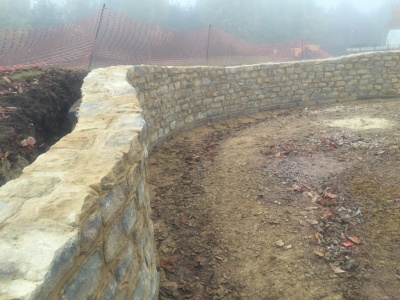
313;0;384;12
170;0;385;13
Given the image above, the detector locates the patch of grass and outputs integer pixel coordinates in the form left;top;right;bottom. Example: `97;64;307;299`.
8;70;45;81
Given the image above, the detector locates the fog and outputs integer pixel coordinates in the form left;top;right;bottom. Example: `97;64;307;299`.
172;0;385;13
312;0;383;13
2;0;400;56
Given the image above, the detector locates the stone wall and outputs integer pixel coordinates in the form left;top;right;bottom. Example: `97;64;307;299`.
0;66;158;300
0;51;399;300
127;51;400;152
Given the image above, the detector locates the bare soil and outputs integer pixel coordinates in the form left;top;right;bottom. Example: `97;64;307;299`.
0;68;86;186
149;99;400;300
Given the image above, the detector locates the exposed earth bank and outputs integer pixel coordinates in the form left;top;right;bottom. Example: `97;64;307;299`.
0;68;86;187
149;99;400;300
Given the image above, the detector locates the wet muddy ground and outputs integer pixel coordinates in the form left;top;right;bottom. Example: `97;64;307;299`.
149;99;400;300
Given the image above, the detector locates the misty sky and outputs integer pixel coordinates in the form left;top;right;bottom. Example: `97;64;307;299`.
171;0;384;12
314;0;384;12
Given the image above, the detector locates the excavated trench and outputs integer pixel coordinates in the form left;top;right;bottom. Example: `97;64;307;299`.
0;69;86;187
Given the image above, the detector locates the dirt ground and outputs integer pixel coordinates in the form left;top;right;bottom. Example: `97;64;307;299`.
0;68;86;186
149;99;400;300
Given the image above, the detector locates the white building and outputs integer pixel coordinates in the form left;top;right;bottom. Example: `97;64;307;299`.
386;30;400;48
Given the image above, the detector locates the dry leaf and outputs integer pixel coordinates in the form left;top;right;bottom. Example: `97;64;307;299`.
322;212;333;220
268;221;281;225
285;144;295;151
305;206;319;211
21;136;36;147
160;255;179;272
342;241;355;247
315;232;323;244
194;256;207;266
292;184;302;191
349;236;362;244
299;219;307;227
326;193;337;199
2;76;11;85
319;198;336;206
314;250;325;257
319;136;328;143
304;191;319;202
330;263;346;274
1;151;10;161
179;214;189;223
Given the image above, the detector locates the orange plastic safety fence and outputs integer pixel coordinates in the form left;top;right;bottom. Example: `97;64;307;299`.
0;9;331;71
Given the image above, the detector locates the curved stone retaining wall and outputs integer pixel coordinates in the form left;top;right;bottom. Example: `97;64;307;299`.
0;51;399;299
128;51;400;151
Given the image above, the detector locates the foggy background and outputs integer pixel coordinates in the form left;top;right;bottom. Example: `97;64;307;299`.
1;0;400;56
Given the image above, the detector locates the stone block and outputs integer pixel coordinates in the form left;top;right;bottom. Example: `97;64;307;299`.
105;219;126;263
202;78;211;85
185;115;194;123
132;267;148;300
246;79;257;85
345;86;357;93
99;278;118;300
144;240;155;270
115;288;129;300
30;235;81;300
0;176;60;199
115;241;135;283
312;65;322;71
104;131;141;153
122;200;137;235
62;251;103;300
99;185;126;224
0;199;24;225
297;100;317;107
385;61;397;67
51;134;96;150
81;213;102;253
135;175;148;206
149;271;160;299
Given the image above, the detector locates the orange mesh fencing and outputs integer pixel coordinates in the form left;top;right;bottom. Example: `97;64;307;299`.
0;8;331;71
